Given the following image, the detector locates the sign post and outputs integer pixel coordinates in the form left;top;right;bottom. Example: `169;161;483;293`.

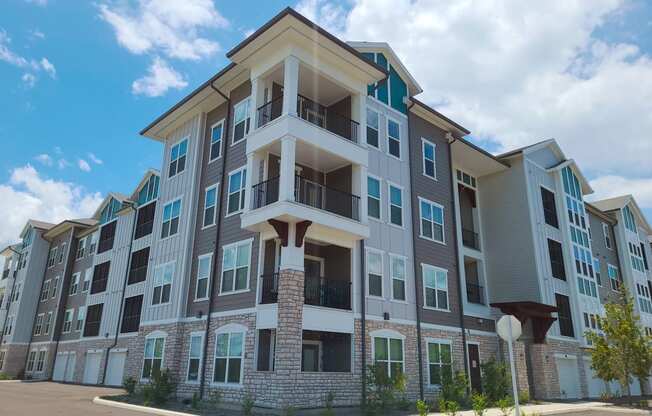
496;315;522;416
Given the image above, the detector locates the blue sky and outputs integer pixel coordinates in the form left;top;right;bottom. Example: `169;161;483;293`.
1;0;652;248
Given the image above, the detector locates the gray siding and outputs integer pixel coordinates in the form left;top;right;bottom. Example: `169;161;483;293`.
587;210;620;304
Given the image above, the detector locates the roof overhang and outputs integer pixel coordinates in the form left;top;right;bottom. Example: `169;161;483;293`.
409;97;470;138
130;168;161;201
43;220;95;240
0;245;20;257
585;202;617;225
92;192;131;220
546;159;594;195
451;137;509;177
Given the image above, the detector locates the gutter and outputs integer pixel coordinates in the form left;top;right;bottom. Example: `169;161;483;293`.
101;202;138;385
199;82;231;399
360;240;367;404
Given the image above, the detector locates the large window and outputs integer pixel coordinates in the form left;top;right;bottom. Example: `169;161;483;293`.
367;176;381;220
91;261;110;294
152;262;174;305
35;351;46;372
423;265;449;310
388;184;403;227
623;205;637;233
40;280;50;301
203;184;218;228
213;330;245;384
233;98;251;143
547;239;566;281
227;168;246;215
540;187;559;228
374;336;403;379
161;199;181;239
220;240;251;294
195;254;212;301
366;108;379;148
83;303;103;337
47;247;57;268
422;139;436;179
427;341;452;386
555;294;574;337
128;247;150;285
390;255;406;301
187;333;204;382
387;119;400;158
419;198;444;243
168;138;188;178
97;221;117;254
366;249;383;298
135;201;156;239
209;120;224;161
121;295;143;333
142;336;165;380
51;276;59;299
26;351;36;372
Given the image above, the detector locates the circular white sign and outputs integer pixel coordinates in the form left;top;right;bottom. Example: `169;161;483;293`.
496;315;522;342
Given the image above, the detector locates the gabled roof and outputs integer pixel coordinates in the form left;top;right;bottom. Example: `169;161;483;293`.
92;192;131;220
585;202;617;225
43;218;97;240
592;195;652;234
497;138;557;160
0;244;21;257
19;219;55;239
130;169;160;201
409;97;470;137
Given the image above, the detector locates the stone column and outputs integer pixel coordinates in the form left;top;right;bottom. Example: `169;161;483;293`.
501;339;530;396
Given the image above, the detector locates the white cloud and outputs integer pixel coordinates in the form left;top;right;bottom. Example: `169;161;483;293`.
34;153;52;166
77;159;91;172
588;175;652;209
40;57;56;78
30;29;45;39
22;73;36;88
24;0;48;6
57;158;70;170
98;0;228;61
1;29;56;84
132;57;187;97
88;153;103;165
0;165;103;249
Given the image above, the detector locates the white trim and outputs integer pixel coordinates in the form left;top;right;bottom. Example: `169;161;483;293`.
167;136;189;180
201;183;219;229
365;247;384;299
425;338;453;387
209;119;225;162
387;181;404;229
186;332;204;384
389;253;407;302
151;261;176;306
219;238;254;294
224;165;247;218
366;107;380;149
141;333;167;382
231;97;251;146
194;253;213;302
418;196;446;245
211;325;247;386
421;263;450;312
386;113;402;161
421;138;437;181
366;173;383;222
160;197;183;240
304;255;325;277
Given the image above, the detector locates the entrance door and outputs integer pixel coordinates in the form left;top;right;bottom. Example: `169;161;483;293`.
83;352;102;385
64;353;76;382
556;356;580;399
467;344;482;393
105;351;127;386
301;343;320;372
52;354;66;381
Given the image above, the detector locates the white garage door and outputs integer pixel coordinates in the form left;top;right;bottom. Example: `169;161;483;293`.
52;353;67;382
64;353;76;382
105;351;127;387
583;358;607;398
83;352;102;385
556;356;580;399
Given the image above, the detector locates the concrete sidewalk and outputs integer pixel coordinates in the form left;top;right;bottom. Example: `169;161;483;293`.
423;401;647;416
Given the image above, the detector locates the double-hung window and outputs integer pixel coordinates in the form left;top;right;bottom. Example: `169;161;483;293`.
187;333;204;382
233;98;251;143
51;276;59;299
35;351;46;372
203;184;218;227
213;330;244;384
62;309;73;333
0;351;5;370
76;306;85;331
366;108;379;148
40;280;50;301
47;248;57;268
608;264;620;291
423;265;449;310
419;198;444;243
422;139;436;179
195;254;212;301
152;262;174;305
367;176;381;220
161;199;181;239
4;316;14;336
43;312;52;335
82;268;92;292
388;184;403;227
387;119;400;158
427;341;452;386
366;250;383;298
76;237;86;259
168;139;188;178
34;314;43;335
70;272;80;295
593;259;601;286
26;351;36;372
227;168;246;215
374;336;403;379
142;337;165;380
390;255;406;301
58;243;66;263
602;223;612;249
209;120;224;161
220;240;251;294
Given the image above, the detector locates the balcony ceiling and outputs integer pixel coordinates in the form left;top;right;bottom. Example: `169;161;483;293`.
267;64;351;108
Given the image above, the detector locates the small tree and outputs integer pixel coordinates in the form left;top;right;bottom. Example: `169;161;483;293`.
586;285;652;404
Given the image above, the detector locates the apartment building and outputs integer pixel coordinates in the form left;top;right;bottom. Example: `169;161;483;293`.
0;7;650;410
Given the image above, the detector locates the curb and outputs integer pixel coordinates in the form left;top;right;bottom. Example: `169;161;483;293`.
92;397;196;416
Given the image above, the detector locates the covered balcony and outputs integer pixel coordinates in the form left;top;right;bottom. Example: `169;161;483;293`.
458;177;481;252
464;257;486;306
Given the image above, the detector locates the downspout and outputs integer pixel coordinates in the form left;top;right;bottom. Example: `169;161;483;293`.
360;240;367;405
447;136;470;391
406;101;425;400
0;247;20;347
101;203;138;384
199;82;231;399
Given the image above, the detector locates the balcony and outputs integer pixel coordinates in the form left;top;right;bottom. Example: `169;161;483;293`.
260;273;351;310
462;228;480;251
466;283;485;305
295;176;360;221
2;270;8;280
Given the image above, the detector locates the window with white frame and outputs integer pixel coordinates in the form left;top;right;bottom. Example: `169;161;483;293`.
366;108;379;148
35;350;46;372
0;351;5;370
387;119;400;158
76;306;85;331
368;176;381;220
43;312;52;335
26;351;36;372
34;314;43;335
47;247;57;268
608;264;620;291
366;250;383;298
187;333;203;382
422;139;436;179
227;168;246;215
152;262;174;305
213;330;245;384
203;184;218;227
40;280;50;301
88;232;97;254
70;272;80;295
82;268;92;292
220;240;251;294
62;309;73;333
420;199;444;243
233;98;251;143
210;120;224;161
374;336;403;379
390;255;406;301
168;139;188;178
423;265;449;310
3;316;14;336
142;336;165;379
161;199;181;239
427;341;452;386
51;276;59;299
76;237;86;259
58;243;66;263
388;184;403;227
11;283;21;303
195;254;212;301
602;223;612;249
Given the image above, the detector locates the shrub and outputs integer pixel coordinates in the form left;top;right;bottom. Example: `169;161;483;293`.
496;396;514;416
481;359;510;405
471;392;488;416
321;392;335;416
207;390;222;410
0;373;13;381
242;394;255;416
141;369;176;406
191;392;200;410
283;405;296;416
518;390;530;404
440;370;469;406
123;376;137;396
364;364;407;413
439;399;460;416
416;399;430;416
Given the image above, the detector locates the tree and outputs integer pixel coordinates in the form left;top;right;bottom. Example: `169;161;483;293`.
586;285;652;403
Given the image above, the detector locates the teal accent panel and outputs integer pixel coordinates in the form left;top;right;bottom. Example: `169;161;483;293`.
376;53;388;104
362;53;375;96
389;65;407;114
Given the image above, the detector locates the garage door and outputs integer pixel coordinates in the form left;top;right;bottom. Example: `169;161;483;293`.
556;356;580;399
83;352;102;385
105;351;127;387
64;353;76;382
52;353;67;382
583;358;607;398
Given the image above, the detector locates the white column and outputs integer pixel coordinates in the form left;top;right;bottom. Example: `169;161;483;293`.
243;152;257;213
352;92;367;145
279;222;305;271
279;136;296;202
282;55;299;117
352;164;367;224
249;77;260;129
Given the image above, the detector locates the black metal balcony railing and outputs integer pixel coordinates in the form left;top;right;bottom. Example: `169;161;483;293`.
297;94;358;143
466;283;485;305
462;228;480;251
260;273;279;304
257;96;283;128
251;176;280;209
295;175;360;221
304;276;351;310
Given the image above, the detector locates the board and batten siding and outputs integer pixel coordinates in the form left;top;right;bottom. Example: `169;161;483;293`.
587;210;620;304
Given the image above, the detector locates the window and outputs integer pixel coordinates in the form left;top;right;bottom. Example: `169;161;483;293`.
593;259;601;286
88;232;97;254
35;351;46;372
121;295;143;333
34;314;43;335
70;272;80;295
62;309;73;333
51;276;59;299
168;138;188;178
203;184;218;227
40;280;50;301
152;262;174;305
161;199;181;239
427;341;452;386
75;306;85;331
555;294;574;337
602;223;612;249
422;139;436;179
390;255;406;301
423;265;449;310
97;221;117;254
367;176;381;220
0;351;5;370
641;243;649;270
366;250;383;297
608;264;620;291
91;261;110;294
26;351;36;372
540;187;559;228
210;120;224;161
387;119;400;158
420;198;444;243
388;184;403;227
232;98;251;143
366;108;379;148
10;284;20;303
547;239;566;281
213;331;244;384
195;254;212;300
76;237;86;259
227;168;246;215
43;312;52;335
623;205;637;233
187;334;204;382
82;268;92;292
58;242;66;263
128;247;149;285
374;336;403;379
142;337;165;379
220;240;251;294
47;247;57;268
135;201;156;239
83;303;103;337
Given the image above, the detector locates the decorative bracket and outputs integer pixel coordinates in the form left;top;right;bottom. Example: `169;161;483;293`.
295;221;312;247
268;219;289;247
